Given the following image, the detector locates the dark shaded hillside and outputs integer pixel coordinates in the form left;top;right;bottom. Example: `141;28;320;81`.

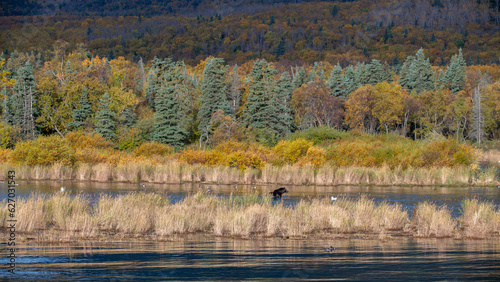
0;0;499;65
0;0;323;17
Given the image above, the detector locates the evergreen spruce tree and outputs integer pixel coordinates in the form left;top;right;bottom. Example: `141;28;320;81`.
443;48;466;94
1;87;12;125
274;39;285;59
328;63;343;97
292;68;307;89
153;68;187;147
340;65;355;99
365;59;392;85
198;58;232;138
398;55;414;90
307;68;317;82
68;86;93;131
436;69;446;89
119;107;137;127
273;72;294;137
243;59;280;140
411;48;434;94
354;63;368;89
95;92;117;141
399;49;433;94
12;61;37;140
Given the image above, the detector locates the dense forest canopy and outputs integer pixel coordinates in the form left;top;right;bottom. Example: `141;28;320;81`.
0;0;499;160
0;0;499;65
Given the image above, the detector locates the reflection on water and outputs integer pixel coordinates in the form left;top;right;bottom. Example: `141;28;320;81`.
2;180;500;217
1;181;500;280
1;237;500;281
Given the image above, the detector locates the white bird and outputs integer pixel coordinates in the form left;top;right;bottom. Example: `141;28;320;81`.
60;187;65;192
139;183;146;188
234;185;238;189
251;186;256;189
331;196;337;202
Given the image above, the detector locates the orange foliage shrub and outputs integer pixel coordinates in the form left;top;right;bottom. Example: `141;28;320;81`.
0;148;11;163
296;146;326;167
205;150;225;166
178;149;209;165
133;142;174;158
272;139;313;165
11;135;75;165
417;139;476;167
65;131;112;150
226;151;265;171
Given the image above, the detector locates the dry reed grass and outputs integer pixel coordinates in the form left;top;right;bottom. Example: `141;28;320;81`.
479;149;500;164
2;161;498;187
415;202;456;238
459;198;500;239
4;193;497;241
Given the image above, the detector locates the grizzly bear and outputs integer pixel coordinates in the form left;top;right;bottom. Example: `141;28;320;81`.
270;187;288;198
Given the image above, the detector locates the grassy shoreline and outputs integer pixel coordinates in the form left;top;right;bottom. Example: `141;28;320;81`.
1;162;498;186
1;193;499;243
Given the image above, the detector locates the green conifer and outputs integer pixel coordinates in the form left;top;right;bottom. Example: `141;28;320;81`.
340;65;355;99
68;86;93;131
243;59;280;141
1;87;12;125
443;48;466;93
198;58;231;137
292;68;307;89
328;63;343;97
12;60;37;139
95;92;117;141
153;69;187;147
273;72;294;137
399;49;433;94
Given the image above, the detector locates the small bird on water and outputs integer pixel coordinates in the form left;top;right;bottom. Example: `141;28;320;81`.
331;196;337;202
139;183;146;188
251;186;256;189
60;187;65;192
323;246;335;252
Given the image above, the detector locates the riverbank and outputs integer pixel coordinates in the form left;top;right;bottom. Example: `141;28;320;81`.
1;162;498;186
1;193;499;243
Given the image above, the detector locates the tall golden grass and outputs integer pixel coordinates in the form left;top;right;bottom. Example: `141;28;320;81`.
1;193;499;241
459;198;500;239
1;162;497;186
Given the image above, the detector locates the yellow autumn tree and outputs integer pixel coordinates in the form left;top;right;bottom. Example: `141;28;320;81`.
372;82;404;134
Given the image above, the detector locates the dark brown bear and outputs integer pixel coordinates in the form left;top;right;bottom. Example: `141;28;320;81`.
270;187;288;198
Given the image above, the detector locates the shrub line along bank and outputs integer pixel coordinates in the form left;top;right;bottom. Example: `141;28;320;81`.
0;131;496;186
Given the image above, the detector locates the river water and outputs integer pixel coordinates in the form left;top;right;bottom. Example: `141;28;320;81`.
2;238;500;281
1;181;500;280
